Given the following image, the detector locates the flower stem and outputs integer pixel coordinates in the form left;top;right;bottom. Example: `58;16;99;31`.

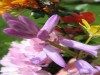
47;40;76;57
85;36;93;44
78;36;93;59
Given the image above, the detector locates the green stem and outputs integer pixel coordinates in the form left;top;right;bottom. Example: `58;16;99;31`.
78;36;93;59
47;40;76;57
85;36;93;44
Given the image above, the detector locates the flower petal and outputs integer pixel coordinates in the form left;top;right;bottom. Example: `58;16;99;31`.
95;66;100;71
31;51;47;65
75;60;97;74
42;14;59;32
60;39;100;57
37;14;59;40
37;30;50;41
7;20;29;33
81;19;91;29
43;45;66;67
18;16;39;33
3;28;35;38
2;13;17;22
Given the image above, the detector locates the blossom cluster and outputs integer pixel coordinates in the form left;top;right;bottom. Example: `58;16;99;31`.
0;0;100;75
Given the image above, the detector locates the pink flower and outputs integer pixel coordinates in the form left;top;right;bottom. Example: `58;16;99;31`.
0;38;66;75
0;39;51;75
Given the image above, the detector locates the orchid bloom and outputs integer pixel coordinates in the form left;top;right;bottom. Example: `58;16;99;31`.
60;39;100;57
75;60;100;74
80;19;100;37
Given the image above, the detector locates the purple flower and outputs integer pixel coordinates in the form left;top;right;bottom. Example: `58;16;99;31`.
2;13;39;38
1;13;66;67
43;45;66;67
2;13;17;21
37;14;60;40
2;13;59;40
0;38;67;75
60;39;100;57
0;39;52;75
75;60;98;74
2;38;66;67
95;66;100;72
